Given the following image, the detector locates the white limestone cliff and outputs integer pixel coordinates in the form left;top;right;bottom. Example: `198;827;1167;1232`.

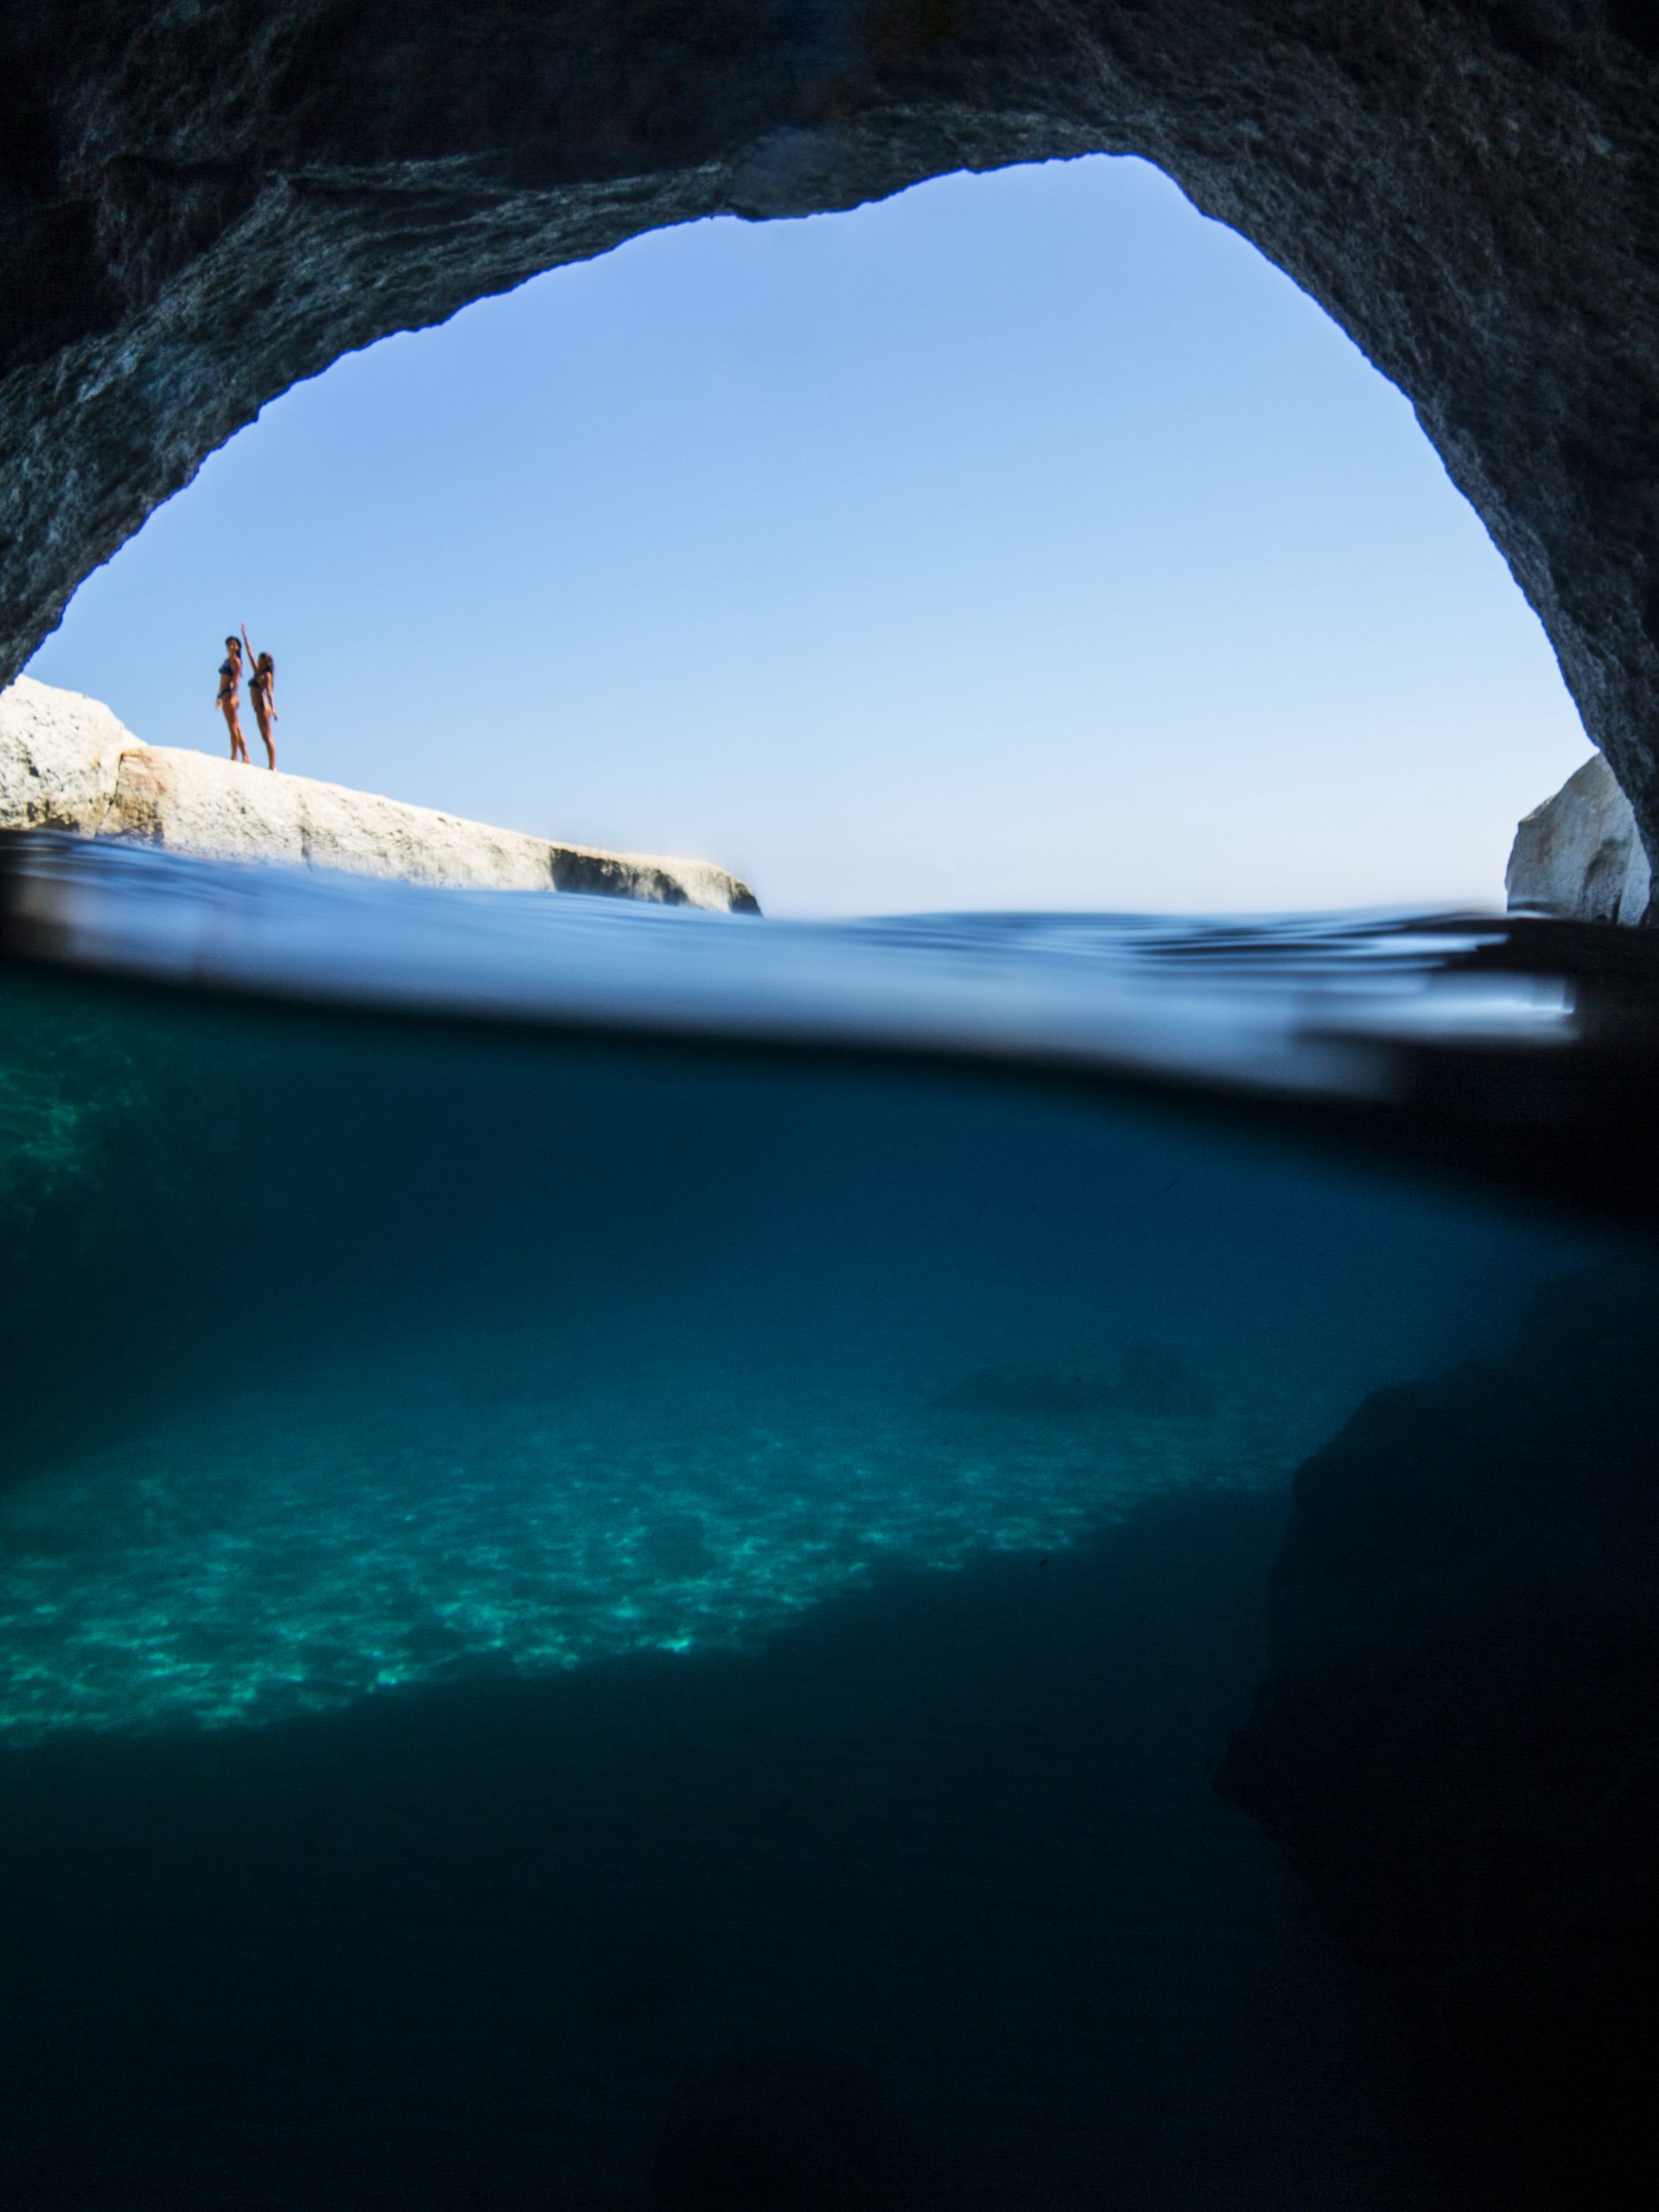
0;678;759;914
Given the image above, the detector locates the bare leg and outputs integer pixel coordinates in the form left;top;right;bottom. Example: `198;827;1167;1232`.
220;701;248;762
254;708;276;771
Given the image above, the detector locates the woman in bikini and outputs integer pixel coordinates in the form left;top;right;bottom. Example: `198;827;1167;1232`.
241;624;277;770
215;635;248;762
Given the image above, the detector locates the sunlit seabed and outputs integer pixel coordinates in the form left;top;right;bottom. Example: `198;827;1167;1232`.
0;1365;1313;1741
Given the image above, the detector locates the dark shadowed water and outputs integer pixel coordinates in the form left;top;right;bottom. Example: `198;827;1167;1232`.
0;835;1652;2209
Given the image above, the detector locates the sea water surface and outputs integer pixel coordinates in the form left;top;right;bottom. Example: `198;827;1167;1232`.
0;834;1649;2210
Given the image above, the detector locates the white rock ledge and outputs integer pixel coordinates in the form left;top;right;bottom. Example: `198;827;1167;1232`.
1505;752;1649;926
0;677;760;914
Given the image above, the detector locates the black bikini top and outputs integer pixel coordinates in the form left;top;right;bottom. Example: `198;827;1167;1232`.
219;659;234;681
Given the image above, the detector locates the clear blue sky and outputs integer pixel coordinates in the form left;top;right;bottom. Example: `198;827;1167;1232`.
26;155;1590;917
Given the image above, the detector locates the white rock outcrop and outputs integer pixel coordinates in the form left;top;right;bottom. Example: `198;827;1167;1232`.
0;674;138;834
1505;753;1649;925
0;678;759;913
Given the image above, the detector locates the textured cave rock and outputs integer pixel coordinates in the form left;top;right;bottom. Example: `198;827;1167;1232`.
3;5;1658;892
1217;1265;1659;2209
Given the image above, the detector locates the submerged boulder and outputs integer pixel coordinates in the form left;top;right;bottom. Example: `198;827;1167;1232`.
1506;752;1650;924
0;677;759;912
944;1340;1215;1420
654;2048;925;2211
1217;1266;1659;2209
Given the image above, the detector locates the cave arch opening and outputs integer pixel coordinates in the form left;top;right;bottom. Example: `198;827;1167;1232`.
22;155;1590;916
5;6;1656;906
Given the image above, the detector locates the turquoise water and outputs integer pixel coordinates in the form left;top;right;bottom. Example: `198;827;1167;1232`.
0;964;1592;1744
0;837;1643;2209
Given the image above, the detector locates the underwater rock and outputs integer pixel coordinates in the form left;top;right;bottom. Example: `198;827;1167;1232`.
654;2048;924;2212
944;1339;1215;1419
1217;1265;1659;2209
0;678;760;912
2;10;1658;874
1506;752;1651;924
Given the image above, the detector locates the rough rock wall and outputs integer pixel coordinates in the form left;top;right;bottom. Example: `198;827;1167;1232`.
1506;750;1652;921
0;678;760;911
1217;1267;1659;2209
3;7;1657;891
